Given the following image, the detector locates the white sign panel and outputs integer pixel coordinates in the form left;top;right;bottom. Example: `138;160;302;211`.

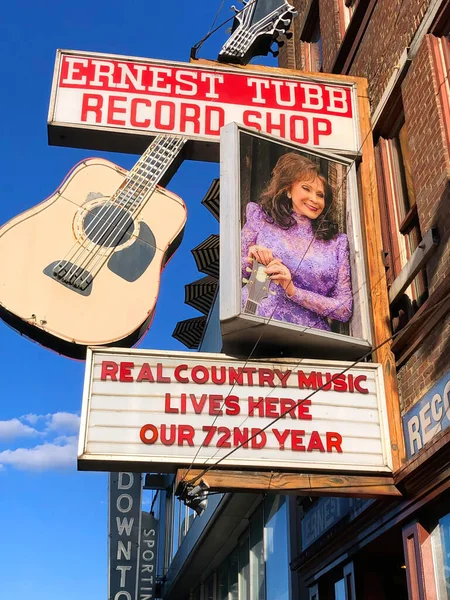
48;50;361;155
78;349;392;474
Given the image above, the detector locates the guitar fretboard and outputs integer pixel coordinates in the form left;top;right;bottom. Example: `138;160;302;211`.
113;135;186;212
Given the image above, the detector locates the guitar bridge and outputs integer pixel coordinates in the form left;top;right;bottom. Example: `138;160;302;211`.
44;261;93;296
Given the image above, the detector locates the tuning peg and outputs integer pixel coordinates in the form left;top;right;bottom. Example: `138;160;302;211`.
242;278;249;284
231;5;239;13
269;49;280;57
279;18;291;26
274;28;285;38
285;31;293;39
276;39;285;48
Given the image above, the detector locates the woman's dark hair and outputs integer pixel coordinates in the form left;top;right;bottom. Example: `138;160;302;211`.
258;152;338;240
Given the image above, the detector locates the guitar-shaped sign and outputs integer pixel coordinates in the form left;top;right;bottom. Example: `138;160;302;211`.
218;0;296;65
0;135;187;358
243;259;275;315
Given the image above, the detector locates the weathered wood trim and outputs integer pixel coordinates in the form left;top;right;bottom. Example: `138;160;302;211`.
176;469;401;498
392;272;450;365
394;428;450;486
356;78;405;470
389;227;440;305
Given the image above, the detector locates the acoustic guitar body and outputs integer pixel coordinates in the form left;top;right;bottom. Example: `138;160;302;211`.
0;158;186;358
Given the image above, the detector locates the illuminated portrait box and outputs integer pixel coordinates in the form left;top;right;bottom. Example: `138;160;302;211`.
220;124;372;360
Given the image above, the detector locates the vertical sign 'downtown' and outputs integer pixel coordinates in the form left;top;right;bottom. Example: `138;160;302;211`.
109;472;142;600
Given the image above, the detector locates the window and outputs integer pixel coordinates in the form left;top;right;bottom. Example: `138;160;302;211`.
430;35;450;152
265;496;289;600
431;512;450;599
303;21;323;72
300;0;323;72
167;485;198;562
250;504;265;600
375;121;428;332
214;497;290;600
239;534;250;600
337;0;357;38
309;583;319;600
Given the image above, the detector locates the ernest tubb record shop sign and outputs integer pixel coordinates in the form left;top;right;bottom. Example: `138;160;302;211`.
48;50;361;157
78;348;393;475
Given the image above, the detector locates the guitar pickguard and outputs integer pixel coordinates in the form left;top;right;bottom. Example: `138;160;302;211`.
108;221;156;282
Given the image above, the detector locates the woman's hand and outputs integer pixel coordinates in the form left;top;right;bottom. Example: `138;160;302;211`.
265;259;295;297
247;245;274;266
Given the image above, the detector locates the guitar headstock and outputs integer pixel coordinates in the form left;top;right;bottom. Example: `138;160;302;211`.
218;0;297;65
242;259;275;315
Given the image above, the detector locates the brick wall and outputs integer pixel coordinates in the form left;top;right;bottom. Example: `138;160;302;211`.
402;35;450;296
320;0;342;72
398;311;450;412
349;0;431;110
278;0;306;70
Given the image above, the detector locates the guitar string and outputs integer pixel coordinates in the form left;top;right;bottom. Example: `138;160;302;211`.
58;136;184;288
192;0;259;57
71;137;184;288
59;136;179;284
76;138;187;288
51;137;176;282
179;160;355;478
182;293;450;488
50;1;296;287
228;5;293;56
177;63;450;483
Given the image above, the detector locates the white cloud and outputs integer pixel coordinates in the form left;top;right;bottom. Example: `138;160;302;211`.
45;412;80;434
21;413;45;426
0;436;77;471
0;418;39;440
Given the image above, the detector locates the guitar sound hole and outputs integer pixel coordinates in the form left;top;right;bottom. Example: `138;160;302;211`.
83;205;135;248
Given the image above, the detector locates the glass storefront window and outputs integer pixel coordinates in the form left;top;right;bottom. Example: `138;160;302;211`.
250;504;265;600
172;496;180;560
265;495;289;600
432;512;450;599
335;578;346;600
229;548;239;600
239;535;250;600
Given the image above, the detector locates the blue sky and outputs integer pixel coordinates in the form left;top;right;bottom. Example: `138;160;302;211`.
0;2;244;597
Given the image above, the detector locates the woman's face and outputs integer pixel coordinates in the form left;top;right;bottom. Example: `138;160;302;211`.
289;176;325;220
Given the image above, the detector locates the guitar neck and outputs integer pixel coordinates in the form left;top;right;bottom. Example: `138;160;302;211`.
114;135;186;211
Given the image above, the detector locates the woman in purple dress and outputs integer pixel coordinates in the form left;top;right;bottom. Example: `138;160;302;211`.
241;153;353;331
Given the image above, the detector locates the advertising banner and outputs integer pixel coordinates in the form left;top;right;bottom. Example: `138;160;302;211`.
220;124;372;361
108;472;142;600
78;348;392;474
48;50;361;157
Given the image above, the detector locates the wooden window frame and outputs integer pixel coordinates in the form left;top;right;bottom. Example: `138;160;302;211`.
309;583;319;600
402;522;438;600
430;35;450;152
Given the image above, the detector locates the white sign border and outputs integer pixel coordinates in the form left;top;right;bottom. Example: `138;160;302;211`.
48;49;362;157
78;347;393;474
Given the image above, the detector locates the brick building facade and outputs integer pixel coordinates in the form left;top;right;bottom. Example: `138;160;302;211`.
277;1;450;598
162;2;449;599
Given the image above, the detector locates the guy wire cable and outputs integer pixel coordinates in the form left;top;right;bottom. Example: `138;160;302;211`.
178;58;450;485
183;292;450;488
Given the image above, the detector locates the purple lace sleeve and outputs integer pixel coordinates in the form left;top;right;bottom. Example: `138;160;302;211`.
289;234;353;322
241;203;264;278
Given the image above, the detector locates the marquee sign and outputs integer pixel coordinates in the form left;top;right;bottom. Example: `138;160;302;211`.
48;50;361;158
78;348;392;474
